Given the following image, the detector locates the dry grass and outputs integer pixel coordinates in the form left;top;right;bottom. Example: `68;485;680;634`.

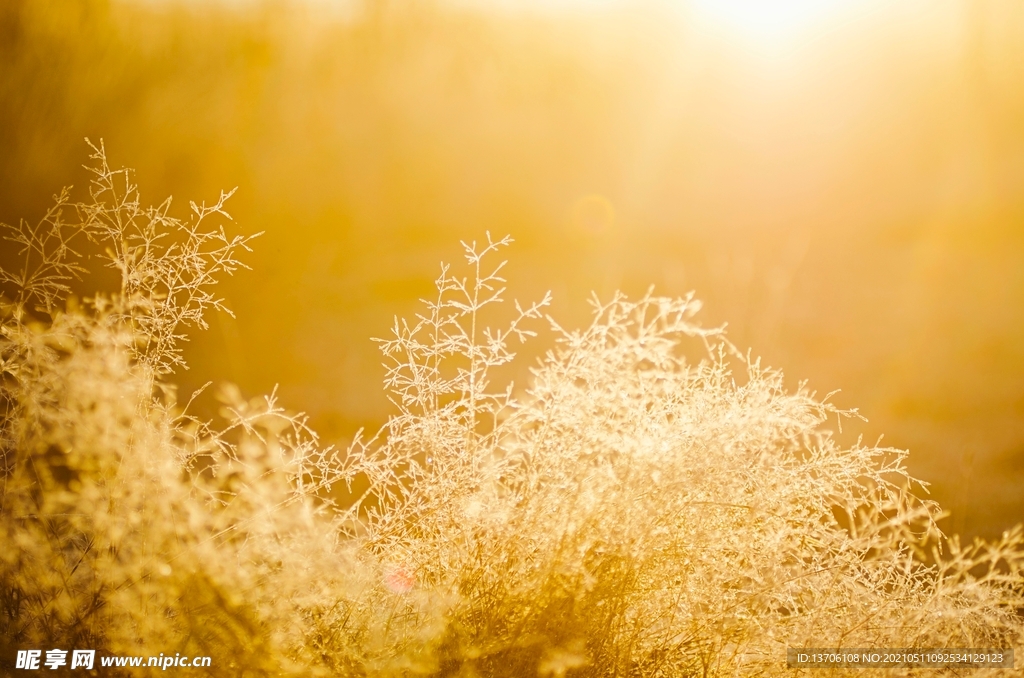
2;148;1022;676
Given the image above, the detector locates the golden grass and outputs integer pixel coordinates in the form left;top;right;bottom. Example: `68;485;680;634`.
2;148;1022;676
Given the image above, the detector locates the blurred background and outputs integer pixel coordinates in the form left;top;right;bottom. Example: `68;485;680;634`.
1;0;1022;540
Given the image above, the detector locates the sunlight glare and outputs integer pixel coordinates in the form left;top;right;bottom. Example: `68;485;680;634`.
690;0;858;48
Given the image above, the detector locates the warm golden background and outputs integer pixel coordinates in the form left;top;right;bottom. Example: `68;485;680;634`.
2;0;1021;540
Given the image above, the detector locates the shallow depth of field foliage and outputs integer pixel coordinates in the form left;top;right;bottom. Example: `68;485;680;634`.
2;149;1023;677
6;0;1024;547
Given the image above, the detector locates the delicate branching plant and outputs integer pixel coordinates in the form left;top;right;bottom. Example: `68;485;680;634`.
352;234;550;522
0;186;88;315
0;145;324;676
330;237;1024;677
2;148;1022;677
79;139;261;374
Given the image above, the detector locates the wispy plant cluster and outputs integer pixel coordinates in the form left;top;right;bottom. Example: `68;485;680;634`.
336;239;1024;676
1;149;1022;677
2;139;258;373
0;145;332;675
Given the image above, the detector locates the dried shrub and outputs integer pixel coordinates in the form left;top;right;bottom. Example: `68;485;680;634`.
2;148;1022;677
339;236;1024;677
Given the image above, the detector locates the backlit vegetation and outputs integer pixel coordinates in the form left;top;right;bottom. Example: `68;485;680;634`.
2;149;1023;676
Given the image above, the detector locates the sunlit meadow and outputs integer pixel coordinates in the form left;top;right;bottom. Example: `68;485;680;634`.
2;0;1024;675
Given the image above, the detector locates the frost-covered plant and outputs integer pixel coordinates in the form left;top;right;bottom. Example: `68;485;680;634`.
335;237;1024;676
0;144;343;676
2;148;1022;678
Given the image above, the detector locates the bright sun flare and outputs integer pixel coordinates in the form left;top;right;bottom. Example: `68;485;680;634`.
689;0;857;47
